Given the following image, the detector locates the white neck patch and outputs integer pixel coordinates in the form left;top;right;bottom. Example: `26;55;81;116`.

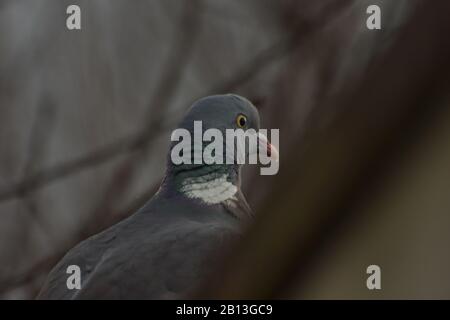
180;174;237;204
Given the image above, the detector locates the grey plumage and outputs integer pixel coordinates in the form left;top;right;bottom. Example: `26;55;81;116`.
37;94;260;299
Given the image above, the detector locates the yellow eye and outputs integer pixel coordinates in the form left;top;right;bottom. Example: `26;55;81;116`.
236;114;247;128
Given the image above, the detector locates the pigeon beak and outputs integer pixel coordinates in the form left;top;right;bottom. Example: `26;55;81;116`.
257;132;279;162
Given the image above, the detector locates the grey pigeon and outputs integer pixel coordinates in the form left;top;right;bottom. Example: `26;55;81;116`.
37;94;273;299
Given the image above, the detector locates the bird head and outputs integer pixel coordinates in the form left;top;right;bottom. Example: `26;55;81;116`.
164;94;278;207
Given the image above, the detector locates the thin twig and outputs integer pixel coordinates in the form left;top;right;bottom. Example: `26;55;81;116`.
80;0;205;240
0;2;302;204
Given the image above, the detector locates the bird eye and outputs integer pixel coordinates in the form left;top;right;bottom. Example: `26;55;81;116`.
236;114;247;128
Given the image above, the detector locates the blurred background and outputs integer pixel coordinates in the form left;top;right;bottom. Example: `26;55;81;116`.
1;0;450;299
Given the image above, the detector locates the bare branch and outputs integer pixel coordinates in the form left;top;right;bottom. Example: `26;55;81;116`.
196;1;450;299
0;3;307;204
80;0;205;240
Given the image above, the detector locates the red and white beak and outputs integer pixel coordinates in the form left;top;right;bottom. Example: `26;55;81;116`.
257;132;279;162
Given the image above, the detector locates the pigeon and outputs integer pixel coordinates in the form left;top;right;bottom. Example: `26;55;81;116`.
37;94;277;299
